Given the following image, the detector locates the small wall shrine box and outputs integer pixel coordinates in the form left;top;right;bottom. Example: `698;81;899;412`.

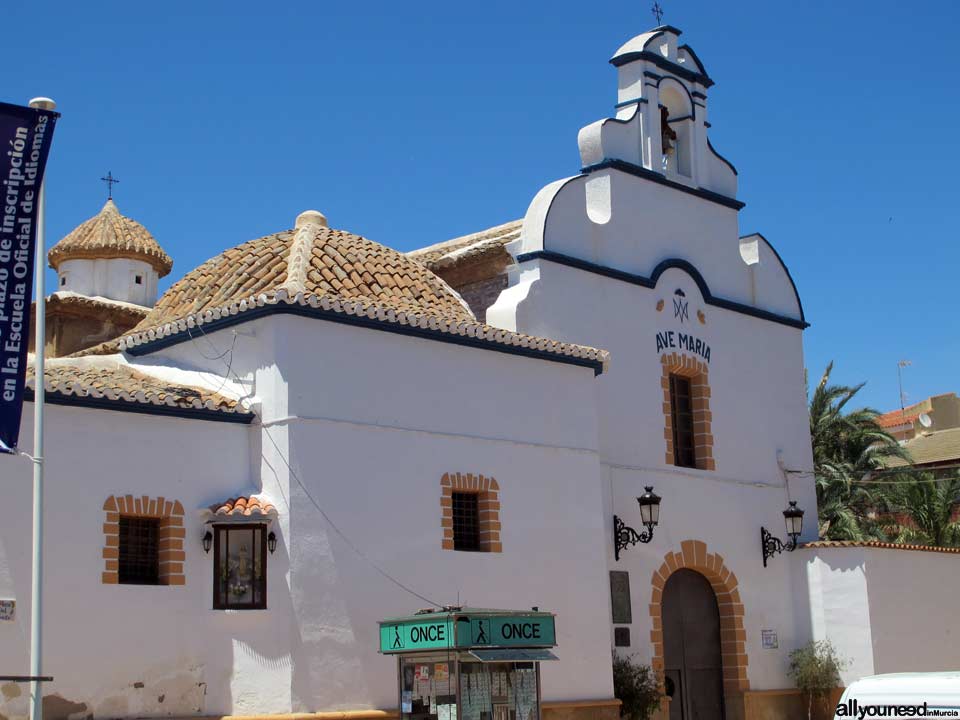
379;607;558;720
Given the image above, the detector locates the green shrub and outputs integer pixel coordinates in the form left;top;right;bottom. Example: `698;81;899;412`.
612;653;660;720
787;640;847;720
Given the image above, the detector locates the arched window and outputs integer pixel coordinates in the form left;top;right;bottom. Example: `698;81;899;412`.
659;81;694;179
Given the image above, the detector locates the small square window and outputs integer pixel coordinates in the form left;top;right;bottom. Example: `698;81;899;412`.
118;516;160;585
60;276;67;287
213;524;267;609
452;492;480;552
134;275;143;285
614;627;631;647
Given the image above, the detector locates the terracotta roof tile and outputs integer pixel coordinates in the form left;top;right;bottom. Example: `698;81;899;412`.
883;427;960;467
208;495;277;518
46;291;151;321
408;220;522;269
122;220;475;340
877;410;921;429
26;362;249;416
106;213;609;372
803;539;960;554
48;200;173;277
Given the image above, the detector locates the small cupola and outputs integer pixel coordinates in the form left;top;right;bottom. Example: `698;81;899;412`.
48;199;172;307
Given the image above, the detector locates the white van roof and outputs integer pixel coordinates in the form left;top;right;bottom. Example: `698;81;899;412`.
852;672;960;689
842;672;960;707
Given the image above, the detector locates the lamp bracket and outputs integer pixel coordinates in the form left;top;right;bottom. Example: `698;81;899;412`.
761;526;798;568
614;514;654;562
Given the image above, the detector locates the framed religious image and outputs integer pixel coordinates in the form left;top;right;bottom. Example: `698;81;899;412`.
213;523;268;609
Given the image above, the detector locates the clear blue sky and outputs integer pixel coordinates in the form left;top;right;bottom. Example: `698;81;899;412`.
6;0;958;412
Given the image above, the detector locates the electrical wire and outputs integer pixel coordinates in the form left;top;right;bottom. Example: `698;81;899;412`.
784;463;960;484
186;327;237;398
188;322;442;608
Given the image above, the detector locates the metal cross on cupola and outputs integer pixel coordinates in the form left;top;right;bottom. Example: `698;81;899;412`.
100;171;120;200
651;1;664;25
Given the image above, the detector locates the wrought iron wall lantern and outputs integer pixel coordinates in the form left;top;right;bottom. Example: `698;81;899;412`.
202;530;213;554
761;501;804;567
614;486;661;561
267;531;278;554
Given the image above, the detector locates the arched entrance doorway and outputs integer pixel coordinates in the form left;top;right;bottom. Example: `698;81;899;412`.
662;569;725;720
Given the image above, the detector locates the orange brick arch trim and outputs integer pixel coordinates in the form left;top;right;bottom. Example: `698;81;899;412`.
102;495;186;585
440;473;501;552
660;352;714;471
649;540;748;693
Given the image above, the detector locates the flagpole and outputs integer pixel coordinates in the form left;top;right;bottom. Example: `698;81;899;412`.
27;96;55;720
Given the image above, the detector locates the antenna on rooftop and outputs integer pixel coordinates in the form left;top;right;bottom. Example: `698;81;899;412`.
897;359;912;414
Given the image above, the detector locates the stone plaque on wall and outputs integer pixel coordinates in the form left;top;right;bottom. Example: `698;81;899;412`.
609;571;632;624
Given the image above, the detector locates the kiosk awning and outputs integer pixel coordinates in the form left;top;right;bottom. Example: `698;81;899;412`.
468;649;559;662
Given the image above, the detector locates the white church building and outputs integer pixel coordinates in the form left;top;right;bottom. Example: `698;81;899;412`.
2;24;959;720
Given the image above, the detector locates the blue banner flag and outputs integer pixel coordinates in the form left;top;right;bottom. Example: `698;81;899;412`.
0;101;58;454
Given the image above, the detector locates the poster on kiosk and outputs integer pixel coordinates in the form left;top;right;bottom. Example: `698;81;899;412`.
379;608;558;720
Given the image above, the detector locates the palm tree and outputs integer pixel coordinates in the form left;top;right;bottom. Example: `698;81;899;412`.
809;362;908;540
879;472;960;547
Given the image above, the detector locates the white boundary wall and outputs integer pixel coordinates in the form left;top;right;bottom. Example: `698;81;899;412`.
804;546;960;686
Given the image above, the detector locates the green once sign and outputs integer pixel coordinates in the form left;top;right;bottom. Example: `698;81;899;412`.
380;619;455;653
380;614;556;653
468;616;555;648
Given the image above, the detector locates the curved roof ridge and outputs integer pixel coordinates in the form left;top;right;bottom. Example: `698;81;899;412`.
277;215;321;296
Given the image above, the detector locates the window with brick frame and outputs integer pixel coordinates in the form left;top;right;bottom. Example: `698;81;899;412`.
118;516;160;585
102;495;186;585
661;353;715;471
669;374;696;468
440;473;501;552
452;492;481;551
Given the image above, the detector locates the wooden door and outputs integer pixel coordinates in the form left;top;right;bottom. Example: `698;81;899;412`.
662;569;725;720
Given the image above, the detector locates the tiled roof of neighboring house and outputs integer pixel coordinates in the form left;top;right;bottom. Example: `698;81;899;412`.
26;361;250;417
107;212;608;373
46;291;151;321
803;540;960;555
48;199;173;277
208;495;277;518
877;409;922;429
883;427;960;468
408;220;522;269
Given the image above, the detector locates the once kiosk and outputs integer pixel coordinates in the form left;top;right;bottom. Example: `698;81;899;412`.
378;607;558;720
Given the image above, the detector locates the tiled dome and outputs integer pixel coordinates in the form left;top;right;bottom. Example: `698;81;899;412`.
48;199;173;277
125;210;475;340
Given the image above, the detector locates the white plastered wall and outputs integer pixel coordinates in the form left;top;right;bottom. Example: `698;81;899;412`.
56;257;158;307
487;69;814;688
263;316;614;710
804;547;960;686
0;403;265;719
0;313;618;716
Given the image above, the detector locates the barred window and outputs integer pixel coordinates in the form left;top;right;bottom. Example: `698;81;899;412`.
669;374;696;468
452;492;481;552
118;516;160;585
